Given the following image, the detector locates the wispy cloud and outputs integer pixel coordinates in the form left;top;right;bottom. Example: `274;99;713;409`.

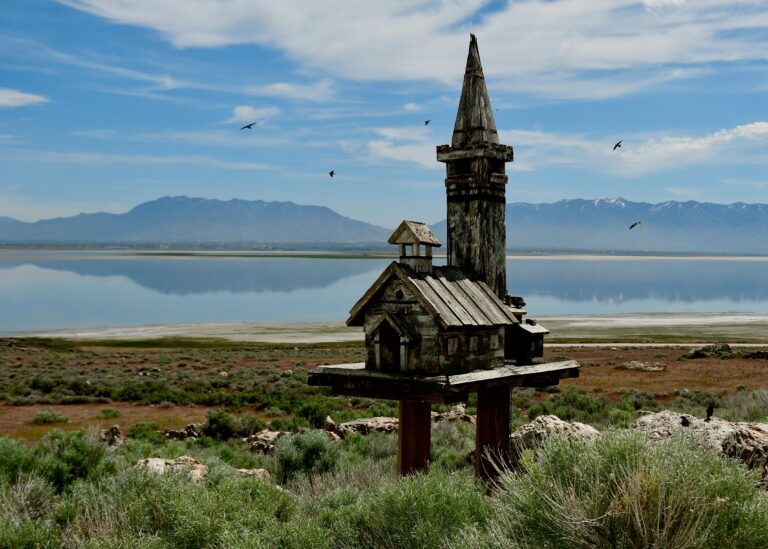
1;150;273;170
70;128;118;139
367;126;438;169
246;80;334;102
0;87;48;108
225;105;280;124
57;1;768;99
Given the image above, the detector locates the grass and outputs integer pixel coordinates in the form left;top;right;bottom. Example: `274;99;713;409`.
30;410;69;425
1;427;766;548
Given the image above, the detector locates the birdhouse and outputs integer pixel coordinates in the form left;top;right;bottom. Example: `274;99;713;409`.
308;34;578;482
348;223;520;376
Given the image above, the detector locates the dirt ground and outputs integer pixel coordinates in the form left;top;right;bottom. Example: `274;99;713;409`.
2;338;766;441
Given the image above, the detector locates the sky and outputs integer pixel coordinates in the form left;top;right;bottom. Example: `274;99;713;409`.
1;0;767;228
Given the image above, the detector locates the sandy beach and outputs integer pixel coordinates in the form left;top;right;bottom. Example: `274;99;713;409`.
9;312;768;345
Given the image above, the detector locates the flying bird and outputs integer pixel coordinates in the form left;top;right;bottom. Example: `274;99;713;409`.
328;170;335;178
424;120;431;126
240;122;257;130
628;221;642;230
613;140;622;151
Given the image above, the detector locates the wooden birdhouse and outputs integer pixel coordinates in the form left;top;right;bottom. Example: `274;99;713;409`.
308;34;578;482
348;222;519;376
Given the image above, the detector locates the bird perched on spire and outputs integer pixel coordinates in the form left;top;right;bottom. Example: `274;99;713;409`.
613;140;622;151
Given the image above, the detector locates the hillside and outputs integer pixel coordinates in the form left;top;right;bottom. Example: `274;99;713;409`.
432;198;768;254
0;196;391;245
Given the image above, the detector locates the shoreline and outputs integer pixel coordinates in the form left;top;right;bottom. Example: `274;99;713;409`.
7;313;768;344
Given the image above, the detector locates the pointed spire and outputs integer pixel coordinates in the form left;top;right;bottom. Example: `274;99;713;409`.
451;34;499;148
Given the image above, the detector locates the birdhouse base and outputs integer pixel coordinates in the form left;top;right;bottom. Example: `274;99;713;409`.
309;360;579;480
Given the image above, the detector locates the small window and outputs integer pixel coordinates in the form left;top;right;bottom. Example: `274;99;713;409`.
469;336;478;352
395;289;404;300
490;334;499;350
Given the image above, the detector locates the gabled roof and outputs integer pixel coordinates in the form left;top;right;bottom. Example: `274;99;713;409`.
451;34;499;148
388;220;441;247
348;262;519;328
369;311;421;343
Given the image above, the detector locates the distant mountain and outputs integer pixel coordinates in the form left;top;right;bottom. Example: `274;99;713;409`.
0;196;391;245
431;198;768;255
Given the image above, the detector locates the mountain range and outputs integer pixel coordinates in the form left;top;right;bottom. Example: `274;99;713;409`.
1;196;767;254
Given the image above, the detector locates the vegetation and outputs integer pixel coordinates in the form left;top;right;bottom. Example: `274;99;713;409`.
0;427;765;548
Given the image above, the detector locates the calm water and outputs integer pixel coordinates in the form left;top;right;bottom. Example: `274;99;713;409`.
1;251;767;333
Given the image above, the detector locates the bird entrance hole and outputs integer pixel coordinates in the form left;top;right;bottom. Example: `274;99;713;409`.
395;289;404;300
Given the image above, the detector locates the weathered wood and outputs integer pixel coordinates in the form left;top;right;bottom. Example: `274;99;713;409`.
476;385;510;482
398;400;432;475
308;360;580;402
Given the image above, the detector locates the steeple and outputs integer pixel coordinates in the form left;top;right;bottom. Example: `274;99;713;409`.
452;34;499;148
437;34;513;299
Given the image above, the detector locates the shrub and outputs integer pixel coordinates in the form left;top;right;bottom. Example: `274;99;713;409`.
98;408;121;419
275;431;340;483
30;410;69;425
479;430;768;549
126;421;165;444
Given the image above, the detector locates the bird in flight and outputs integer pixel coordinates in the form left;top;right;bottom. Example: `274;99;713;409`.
613;140;623;151
240;122;257;130
424;120;431;126
628;221;642;230
329;170;335;178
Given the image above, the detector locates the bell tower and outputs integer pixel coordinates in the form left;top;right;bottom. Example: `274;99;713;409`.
437;34;513;299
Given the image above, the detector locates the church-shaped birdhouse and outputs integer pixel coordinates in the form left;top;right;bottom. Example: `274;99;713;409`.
309;34;578;481
348;221;520;376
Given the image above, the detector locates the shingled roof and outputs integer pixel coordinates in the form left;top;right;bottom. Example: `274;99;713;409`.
347;262;519;328
388;220;441;247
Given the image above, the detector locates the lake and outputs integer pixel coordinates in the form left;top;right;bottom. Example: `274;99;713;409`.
1;250;768;334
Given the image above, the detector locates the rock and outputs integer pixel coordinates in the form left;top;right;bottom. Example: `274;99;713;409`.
234;468;272;482
620;361;666;372
633;410;768;487
243;429;286;454
337;417;398;438
100;424;125;447
685;343;732;359
135;455;208;481
324;431;342;443
509;415;599;467
432;404;476;424
323;415;338;433
165;423;200;441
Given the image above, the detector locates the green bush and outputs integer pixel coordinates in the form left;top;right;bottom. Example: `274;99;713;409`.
275;431;340;483
30;410;69;425
98;408;121;419
476;430;768;549
126;421;165;444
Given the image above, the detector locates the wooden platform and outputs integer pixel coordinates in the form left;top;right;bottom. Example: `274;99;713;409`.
308;360;579;403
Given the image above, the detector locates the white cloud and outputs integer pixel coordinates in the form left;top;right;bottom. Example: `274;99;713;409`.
225;105;281;124
403;102;422;112
56;1;768;99
246;80;334;102
368;140;438;169
1;150;273;171
722;177;768;189
0;88;48;108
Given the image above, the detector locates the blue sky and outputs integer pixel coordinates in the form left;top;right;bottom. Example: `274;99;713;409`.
1;0;767;228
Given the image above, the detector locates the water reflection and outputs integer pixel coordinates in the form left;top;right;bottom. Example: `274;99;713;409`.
0;256;390;295
1;253;767;332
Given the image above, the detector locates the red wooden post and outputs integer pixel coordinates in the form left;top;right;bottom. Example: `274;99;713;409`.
475;385;511;482
398;400;431;475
